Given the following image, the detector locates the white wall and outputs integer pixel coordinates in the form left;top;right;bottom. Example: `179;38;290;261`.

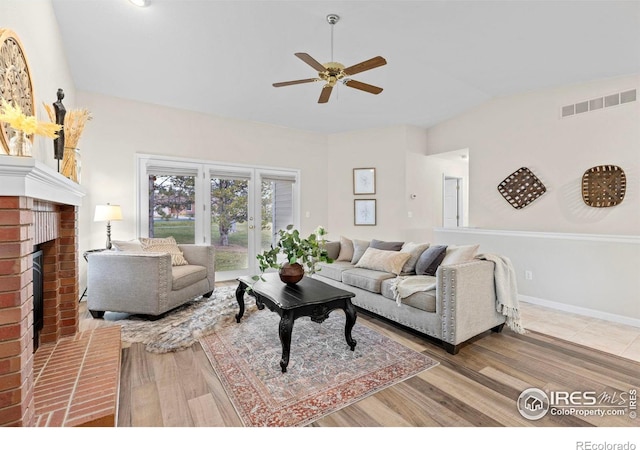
427;75;640;326
76;91;329;286
435;228;640;326
407;150;469;242
1;0;76;169
327;126;408;241
426;74;640;235
326;125;470;246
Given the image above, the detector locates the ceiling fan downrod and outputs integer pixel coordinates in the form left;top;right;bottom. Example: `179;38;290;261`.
327;14;339;62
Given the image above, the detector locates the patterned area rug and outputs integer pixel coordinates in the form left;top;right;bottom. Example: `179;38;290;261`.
199;305;439;427
113;286;239;353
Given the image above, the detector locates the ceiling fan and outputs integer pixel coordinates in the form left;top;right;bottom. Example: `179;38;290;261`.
273;14;387;104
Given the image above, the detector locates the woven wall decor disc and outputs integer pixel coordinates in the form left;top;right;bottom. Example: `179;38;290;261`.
0;28;35;155
497;167;547;209
581;165;626;208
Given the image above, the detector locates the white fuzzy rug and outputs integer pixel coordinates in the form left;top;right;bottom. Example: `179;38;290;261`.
113;286;248;353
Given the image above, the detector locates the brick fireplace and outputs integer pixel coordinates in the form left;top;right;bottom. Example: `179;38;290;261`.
0;157;85;426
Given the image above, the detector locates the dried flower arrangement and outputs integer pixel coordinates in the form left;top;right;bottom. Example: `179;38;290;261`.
44;102;92;182
0;99;61;138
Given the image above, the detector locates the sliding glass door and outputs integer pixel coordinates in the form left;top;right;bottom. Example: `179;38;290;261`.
148;174;196;243
208;172;253;279
138;155;299;281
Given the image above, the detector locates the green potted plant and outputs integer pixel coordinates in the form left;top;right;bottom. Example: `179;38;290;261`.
255;225;333;285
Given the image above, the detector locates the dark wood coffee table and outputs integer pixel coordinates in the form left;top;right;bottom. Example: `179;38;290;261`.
236;273;357;373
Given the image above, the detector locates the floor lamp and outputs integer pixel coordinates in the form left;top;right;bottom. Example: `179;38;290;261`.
94;203;123;249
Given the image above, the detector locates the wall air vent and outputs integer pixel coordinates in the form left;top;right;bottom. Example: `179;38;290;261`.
561;88;636;118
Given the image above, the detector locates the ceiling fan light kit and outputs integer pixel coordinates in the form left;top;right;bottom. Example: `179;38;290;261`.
273;14;387;104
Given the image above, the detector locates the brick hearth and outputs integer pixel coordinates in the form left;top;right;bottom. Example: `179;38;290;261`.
33;327;121;427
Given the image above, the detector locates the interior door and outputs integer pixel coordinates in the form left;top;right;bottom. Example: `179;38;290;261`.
443;177;460;228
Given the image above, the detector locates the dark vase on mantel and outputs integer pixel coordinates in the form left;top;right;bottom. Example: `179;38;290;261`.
279;262;304;285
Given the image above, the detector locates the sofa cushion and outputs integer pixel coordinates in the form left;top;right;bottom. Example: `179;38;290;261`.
441;244;480;266
341;268;396;294
324;241;341;260
171;264;207;290
370;239;404;251
315;261;354;282
381;278;437;313
350;239;371;264
355;248;412;276
140;236;189;266
112;239;143;252
399;242;430;273
337;236;354;261
416;245;447;276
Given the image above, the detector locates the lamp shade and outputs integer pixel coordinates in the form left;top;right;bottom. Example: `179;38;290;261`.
94;204;123;222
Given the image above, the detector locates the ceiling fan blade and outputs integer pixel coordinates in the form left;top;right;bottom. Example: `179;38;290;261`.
318;85;333;103
295;53;327;72
344;79;384;95
272;78;320;87
343;56;387;76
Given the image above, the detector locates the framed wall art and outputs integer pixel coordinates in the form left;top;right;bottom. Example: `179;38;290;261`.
354;199;376;226
0;28;35;155
353;168;376;195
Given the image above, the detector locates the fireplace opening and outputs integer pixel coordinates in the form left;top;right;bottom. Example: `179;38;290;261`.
32;248;44;352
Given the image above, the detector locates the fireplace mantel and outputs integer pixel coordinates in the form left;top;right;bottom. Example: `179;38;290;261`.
0;156;86;205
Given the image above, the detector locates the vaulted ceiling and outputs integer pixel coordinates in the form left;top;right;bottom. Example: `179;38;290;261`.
51;0;640;134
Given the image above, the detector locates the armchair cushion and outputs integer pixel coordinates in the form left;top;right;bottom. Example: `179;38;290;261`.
140;236;189;266
172;265;208;290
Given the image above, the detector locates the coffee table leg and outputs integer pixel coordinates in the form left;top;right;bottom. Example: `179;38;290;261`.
344;299;357;351
278;311;294;373
235;283;246;323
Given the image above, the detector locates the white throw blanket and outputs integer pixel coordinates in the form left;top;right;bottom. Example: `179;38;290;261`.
475;253;526;334
390;275;437;307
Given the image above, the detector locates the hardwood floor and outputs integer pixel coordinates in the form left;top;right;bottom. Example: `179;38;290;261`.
78;282;640;429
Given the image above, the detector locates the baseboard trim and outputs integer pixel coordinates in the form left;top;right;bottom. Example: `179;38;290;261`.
519;294;640;328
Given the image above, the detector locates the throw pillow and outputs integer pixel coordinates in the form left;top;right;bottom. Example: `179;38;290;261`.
355;248;412;276
323;241;341;261
415;245;447;276
441;244;480;266
399;242;430;274
111;239;142;252
337;236;354;261
370;239;404;251
351;239;371;264
139;236;189;266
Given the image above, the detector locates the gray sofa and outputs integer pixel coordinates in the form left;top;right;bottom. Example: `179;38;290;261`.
313;239;506;354
87;244;215;318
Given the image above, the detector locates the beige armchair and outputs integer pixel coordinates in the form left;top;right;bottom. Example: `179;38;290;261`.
87;244;215;318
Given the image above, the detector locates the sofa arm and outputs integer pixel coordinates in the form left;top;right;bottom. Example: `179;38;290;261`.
179;245;215;288
87;251;173;314
437;260;506;346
